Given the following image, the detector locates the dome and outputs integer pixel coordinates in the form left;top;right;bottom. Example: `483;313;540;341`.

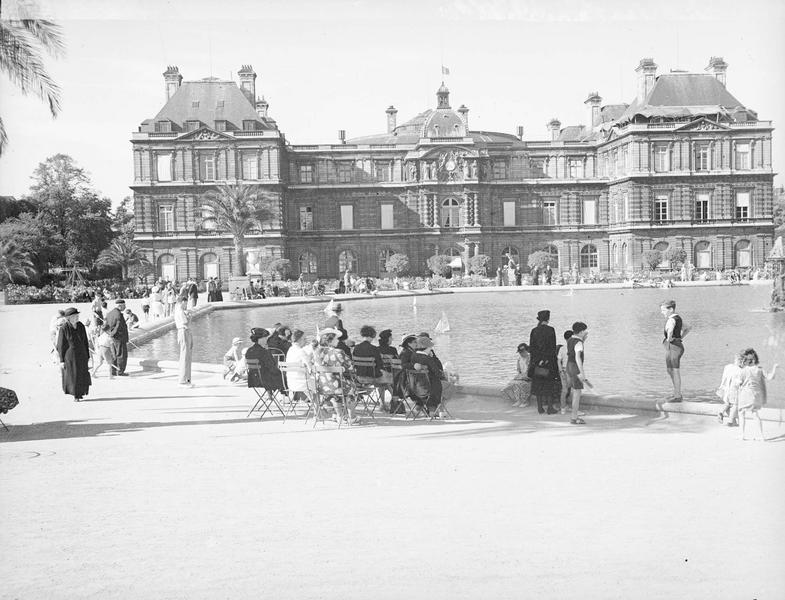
422;109;466;138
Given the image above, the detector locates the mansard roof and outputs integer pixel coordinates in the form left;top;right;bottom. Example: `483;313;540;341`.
619;73;750;123
141;79;274;132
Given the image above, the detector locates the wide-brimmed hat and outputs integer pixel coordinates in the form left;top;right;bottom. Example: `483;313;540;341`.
415;335;434;350
250;327;270;340
231;337;242;345
115;298;126;305
401;333;417;346
417;331;431;339
516;342;530;353
319;327;341;337
537;310;551;322
63;307;79;317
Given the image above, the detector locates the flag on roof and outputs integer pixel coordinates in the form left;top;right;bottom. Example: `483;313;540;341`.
441;65;450;75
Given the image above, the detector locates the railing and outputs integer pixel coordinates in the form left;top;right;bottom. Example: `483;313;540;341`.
149;132;178;137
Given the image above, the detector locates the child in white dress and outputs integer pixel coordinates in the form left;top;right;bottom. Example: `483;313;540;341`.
736;348;778;441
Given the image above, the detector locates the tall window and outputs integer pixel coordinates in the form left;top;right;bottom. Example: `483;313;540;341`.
185;120;200;132
612;243;618;267
568;159;583;179
340;205;354;230
735;143;750;170
580;244;598;269
156;154;172;181
501;246;519;267
694;241;712;269
158;205;174;231
582;198;597;225
242;154;258;180
654;242;670;269
242;120;257;131
695;144;710;171
201;252;219;280
378;248;394;274
380;204;394;229
202;156;215;181
214;120;227;132
337;162;352;183
623;192;630;221
158;254;176;281
735;192;750;220
299;206;313;230
694;192;710;222
543;200;557;225
735;240;751;267
375;161;390;182
621;146;629;172
654;146;669;172
338;249;357;273
154;120;171;133
503;201;516;226
492;162;507;180
544;244;559;269
654;195;669;222
298;251;317;274
200;206;216;230
299;164;314;183
441;198;461;227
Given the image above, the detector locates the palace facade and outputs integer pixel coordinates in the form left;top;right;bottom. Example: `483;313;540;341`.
131;58;775;281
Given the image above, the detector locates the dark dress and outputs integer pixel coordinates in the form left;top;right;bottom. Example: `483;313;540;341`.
352;340;384;378
245;344;284;391
408;352;444;410
267;335;291;356
528;322;560;399
57;322;92;399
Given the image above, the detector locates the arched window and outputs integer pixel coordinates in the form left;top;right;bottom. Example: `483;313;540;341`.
734;240;751;268
580;244;598;269
378;248;395;274
654;241;670;269
298;251;317;275
612;243;618;267
338;249;357;274
694;241;712;269
543;244;559;269
441;198;461;228
200;252;219;280
621;242;629;267
158;254;176;282
501;246;519;267
445;247;462;257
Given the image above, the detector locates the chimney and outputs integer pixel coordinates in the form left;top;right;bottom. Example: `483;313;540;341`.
516;125;524;140
547;118;561;142
163;66;182;102
238;65;257;106
705;56;728;86
584;92;602;132
255;96;269;118
385;105;398;133
338;129;346;144
635;58;658;102
457;104;469;130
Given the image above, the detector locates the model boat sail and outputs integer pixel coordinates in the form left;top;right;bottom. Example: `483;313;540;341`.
435;311;450;334
323;298;335;315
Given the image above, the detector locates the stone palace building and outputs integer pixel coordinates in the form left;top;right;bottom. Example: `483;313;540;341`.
131;58;775;281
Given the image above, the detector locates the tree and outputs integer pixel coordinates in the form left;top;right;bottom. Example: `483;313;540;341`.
198;184;278;276
663;247;688;267
259;257;291;280
0;212;61;274
25;154;113;267
0;6;65;156
527;250;555;270
641;249;662;271
0;196;36;223
0;239;36;284
95;236;152;280
385;253;409;276
112;196;135;234
467;253;491;276
774;186;785;233
427;254;452;277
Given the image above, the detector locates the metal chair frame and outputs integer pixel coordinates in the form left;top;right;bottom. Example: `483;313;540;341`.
245;358;287;422
279;361;313;416
351;355;382;420
311;364;356;428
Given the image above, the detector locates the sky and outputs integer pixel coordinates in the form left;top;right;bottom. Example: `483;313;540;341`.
1;0;784;205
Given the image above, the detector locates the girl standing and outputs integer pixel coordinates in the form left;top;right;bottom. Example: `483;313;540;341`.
736;348;777;441
566;322;591;425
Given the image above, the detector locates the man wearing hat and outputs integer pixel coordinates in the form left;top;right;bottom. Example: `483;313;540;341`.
103;298;129;376
528;309;559;414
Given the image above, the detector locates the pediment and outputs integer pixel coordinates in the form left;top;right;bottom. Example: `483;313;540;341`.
178;127;234;141
675;118;731;132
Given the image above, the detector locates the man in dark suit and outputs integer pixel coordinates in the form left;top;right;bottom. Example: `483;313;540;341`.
104;298;129;376
528;309;558;414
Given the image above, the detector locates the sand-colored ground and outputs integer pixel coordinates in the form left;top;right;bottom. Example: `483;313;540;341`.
1;301;784;599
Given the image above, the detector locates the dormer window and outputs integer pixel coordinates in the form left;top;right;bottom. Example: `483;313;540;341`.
185;120;200;132
243;120;258;131
154;121;171;133
191;100;200;108
216;100;225;108
214;120;227;132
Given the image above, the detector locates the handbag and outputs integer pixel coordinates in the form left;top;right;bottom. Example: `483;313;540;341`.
533;365;550;378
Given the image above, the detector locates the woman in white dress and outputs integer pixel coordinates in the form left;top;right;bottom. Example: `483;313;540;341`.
285;329;313;401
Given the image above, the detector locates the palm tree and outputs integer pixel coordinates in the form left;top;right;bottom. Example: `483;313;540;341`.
95;236;152;280
0;7;65;156
199;184;278;276
0;239;37;283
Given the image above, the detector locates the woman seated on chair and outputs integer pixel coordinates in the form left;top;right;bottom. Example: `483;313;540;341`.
313;328;358;424
285;329;313;402
408;335;445;414
245;328;284;392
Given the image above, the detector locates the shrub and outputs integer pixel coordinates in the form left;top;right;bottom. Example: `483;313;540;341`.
527;251;555;270
385;253;409;276
426;255;453;277
641;249;662;271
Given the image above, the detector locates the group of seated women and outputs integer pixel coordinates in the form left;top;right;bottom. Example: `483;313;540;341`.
233;321;454;423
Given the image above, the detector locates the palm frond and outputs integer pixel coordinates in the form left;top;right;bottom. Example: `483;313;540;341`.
0;115;7;157
18;19;65;57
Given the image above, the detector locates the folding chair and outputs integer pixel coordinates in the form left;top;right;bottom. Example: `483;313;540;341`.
383;356;412;417
245;358;287;422
404;368;432;420
351;356;382;420
269;348;286;362
279;361;312;417
312;364;356;427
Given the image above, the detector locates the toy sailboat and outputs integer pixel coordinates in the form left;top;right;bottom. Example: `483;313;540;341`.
412;296;417;309
435;311;450;334
323;298;335;315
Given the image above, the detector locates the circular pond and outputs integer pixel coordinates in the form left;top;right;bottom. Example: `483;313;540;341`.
132;285;785;405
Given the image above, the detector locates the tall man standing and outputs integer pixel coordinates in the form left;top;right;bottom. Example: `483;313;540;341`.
104;298;129;376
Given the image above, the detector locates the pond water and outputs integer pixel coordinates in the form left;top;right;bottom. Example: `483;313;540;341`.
132;285;785;405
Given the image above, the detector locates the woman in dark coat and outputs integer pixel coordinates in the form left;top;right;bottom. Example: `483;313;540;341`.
57;307;92;401
245;328;284;391
528;309;560;414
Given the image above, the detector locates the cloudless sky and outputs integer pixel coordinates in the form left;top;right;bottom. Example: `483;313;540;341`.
1;0;783;205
